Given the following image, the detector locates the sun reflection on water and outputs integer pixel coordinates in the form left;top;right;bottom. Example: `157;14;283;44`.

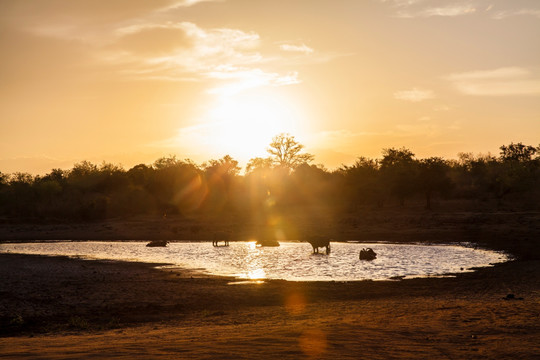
246;268;266;280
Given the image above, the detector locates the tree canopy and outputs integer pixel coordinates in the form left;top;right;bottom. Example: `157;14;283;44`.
266;133;314;171
0;140;539;221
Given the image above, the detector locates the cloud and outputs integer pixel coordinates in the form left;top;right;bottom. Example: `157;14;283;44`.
102;22;303;93
3;1;320;96
160;0;222;10
394;88;435;102
379;0;426;7
207;70;300;95
279;43;314;54
113;25;192;55
416;5;476;17
379;1;477;18
5;1;219;42
381;0;540;19
446;67;540;96
446;67;530;81
395;4;477;18
491;8;540;20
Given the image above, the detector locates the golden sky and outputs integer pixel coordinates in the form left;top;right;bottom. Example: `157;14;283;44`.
1;0;539;174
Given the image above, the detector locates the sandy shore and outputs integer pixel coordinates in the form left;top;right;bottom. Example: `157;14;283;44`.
1;250;539;359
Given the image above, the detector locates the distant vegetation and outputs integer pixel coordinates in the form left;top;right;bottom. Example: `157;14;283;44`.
1;135;539;222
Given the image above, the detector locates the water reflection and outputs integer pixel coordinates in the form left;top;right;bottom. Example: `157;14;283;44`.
0;241;508;281
247;268;266;280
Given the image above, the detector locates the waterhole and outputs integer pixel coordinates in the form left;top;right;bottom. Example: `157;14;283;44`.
0;241;509;281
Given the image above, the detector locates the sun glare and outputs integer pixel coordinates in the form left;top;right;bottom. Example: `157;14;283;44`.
193;91;307;161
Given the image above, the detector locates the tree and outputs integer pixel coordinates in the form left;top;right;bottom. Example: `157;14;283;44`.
245;157;274;174
204;155;241;177
494;143;540;205
0;171;7;187
338;157;382;208
267;133;314;171
41;168;67;184
499;142;538;162
153;155;182;170
418;157;452;210
380;147;417;206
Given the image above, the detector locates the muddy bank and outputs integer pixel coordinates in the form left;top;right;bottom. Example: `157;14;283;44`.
0;252;539;358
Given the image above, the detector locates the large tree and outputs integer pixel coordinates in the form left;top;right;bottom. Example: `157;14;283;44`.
380;147;417;206
499;142;538;162
266;133;314;171
418;157;451;210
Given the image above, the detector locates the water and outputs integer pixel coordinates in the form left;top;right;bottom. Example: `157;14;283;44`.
0;241;509;282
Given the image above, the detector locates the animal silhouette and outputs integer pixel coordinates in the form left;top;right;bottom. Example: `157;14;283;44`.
359;248;377;260
306;236;331;255
212;231;230;247
146;240;169;247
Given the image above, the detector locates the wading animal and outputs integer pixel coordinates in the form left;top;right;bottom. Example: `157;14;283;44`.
212;232;230;247
146;240;169;247
359;248;377;260
306;236;331;255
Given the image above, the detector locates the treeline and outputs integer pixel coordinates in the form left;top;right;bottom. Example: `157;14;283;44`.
1;138;539;221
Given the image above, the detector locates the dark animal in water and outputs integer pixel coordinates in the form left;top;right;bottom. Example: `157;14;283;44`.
146;240;169;247
212;232;230;247
359;248;377;260
306;236;331;255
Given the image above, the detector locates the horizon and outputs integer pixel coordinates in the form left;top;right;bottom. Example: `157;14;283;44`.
0;139;533;176
1;0;539;175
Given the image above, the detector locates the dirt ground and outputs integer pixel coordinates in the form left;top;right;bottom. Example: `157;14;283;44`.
0;250;539;359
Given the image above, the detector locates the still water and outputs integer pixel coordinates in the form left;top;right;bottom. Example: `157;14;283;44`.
0;241;508;282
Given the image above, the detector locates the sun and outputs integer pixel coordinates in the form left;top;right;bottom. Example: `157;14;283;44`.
168;87;310;165
201;91;307;161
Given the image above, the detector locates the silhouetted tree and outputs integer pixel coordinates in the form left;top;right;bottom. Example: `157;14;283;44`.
380;147;417;206
245;157;273;174
288;163;333;207
1;141;540;221
418;157;452;210
338;157;382;209
493;143;540;206
127;164;153;187
203;155;241;213
204;155;241;177
499;142;538;162
41;168;67;184
153;155;183;169
0;171;7;186
149;156;203;215
267;133;314;171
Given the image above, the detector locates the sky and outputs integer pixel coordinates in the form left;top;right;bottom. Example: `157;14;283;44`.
1;0;539;174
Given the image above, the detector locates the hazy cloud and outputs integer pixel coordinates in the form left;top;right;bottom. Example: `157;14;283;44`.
446;67;530;81
379;0;427;7
207;70;300;95
104;22;302;93
2;1;306;95
394;88;435;102
4;0;218;43
279;43;314;54
379;0;477;18
446;67;540;96
491;8;540;20
114;25;192;55
416;5;476;17
159;0;222;10
380;0;540;19
395;4;477;18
